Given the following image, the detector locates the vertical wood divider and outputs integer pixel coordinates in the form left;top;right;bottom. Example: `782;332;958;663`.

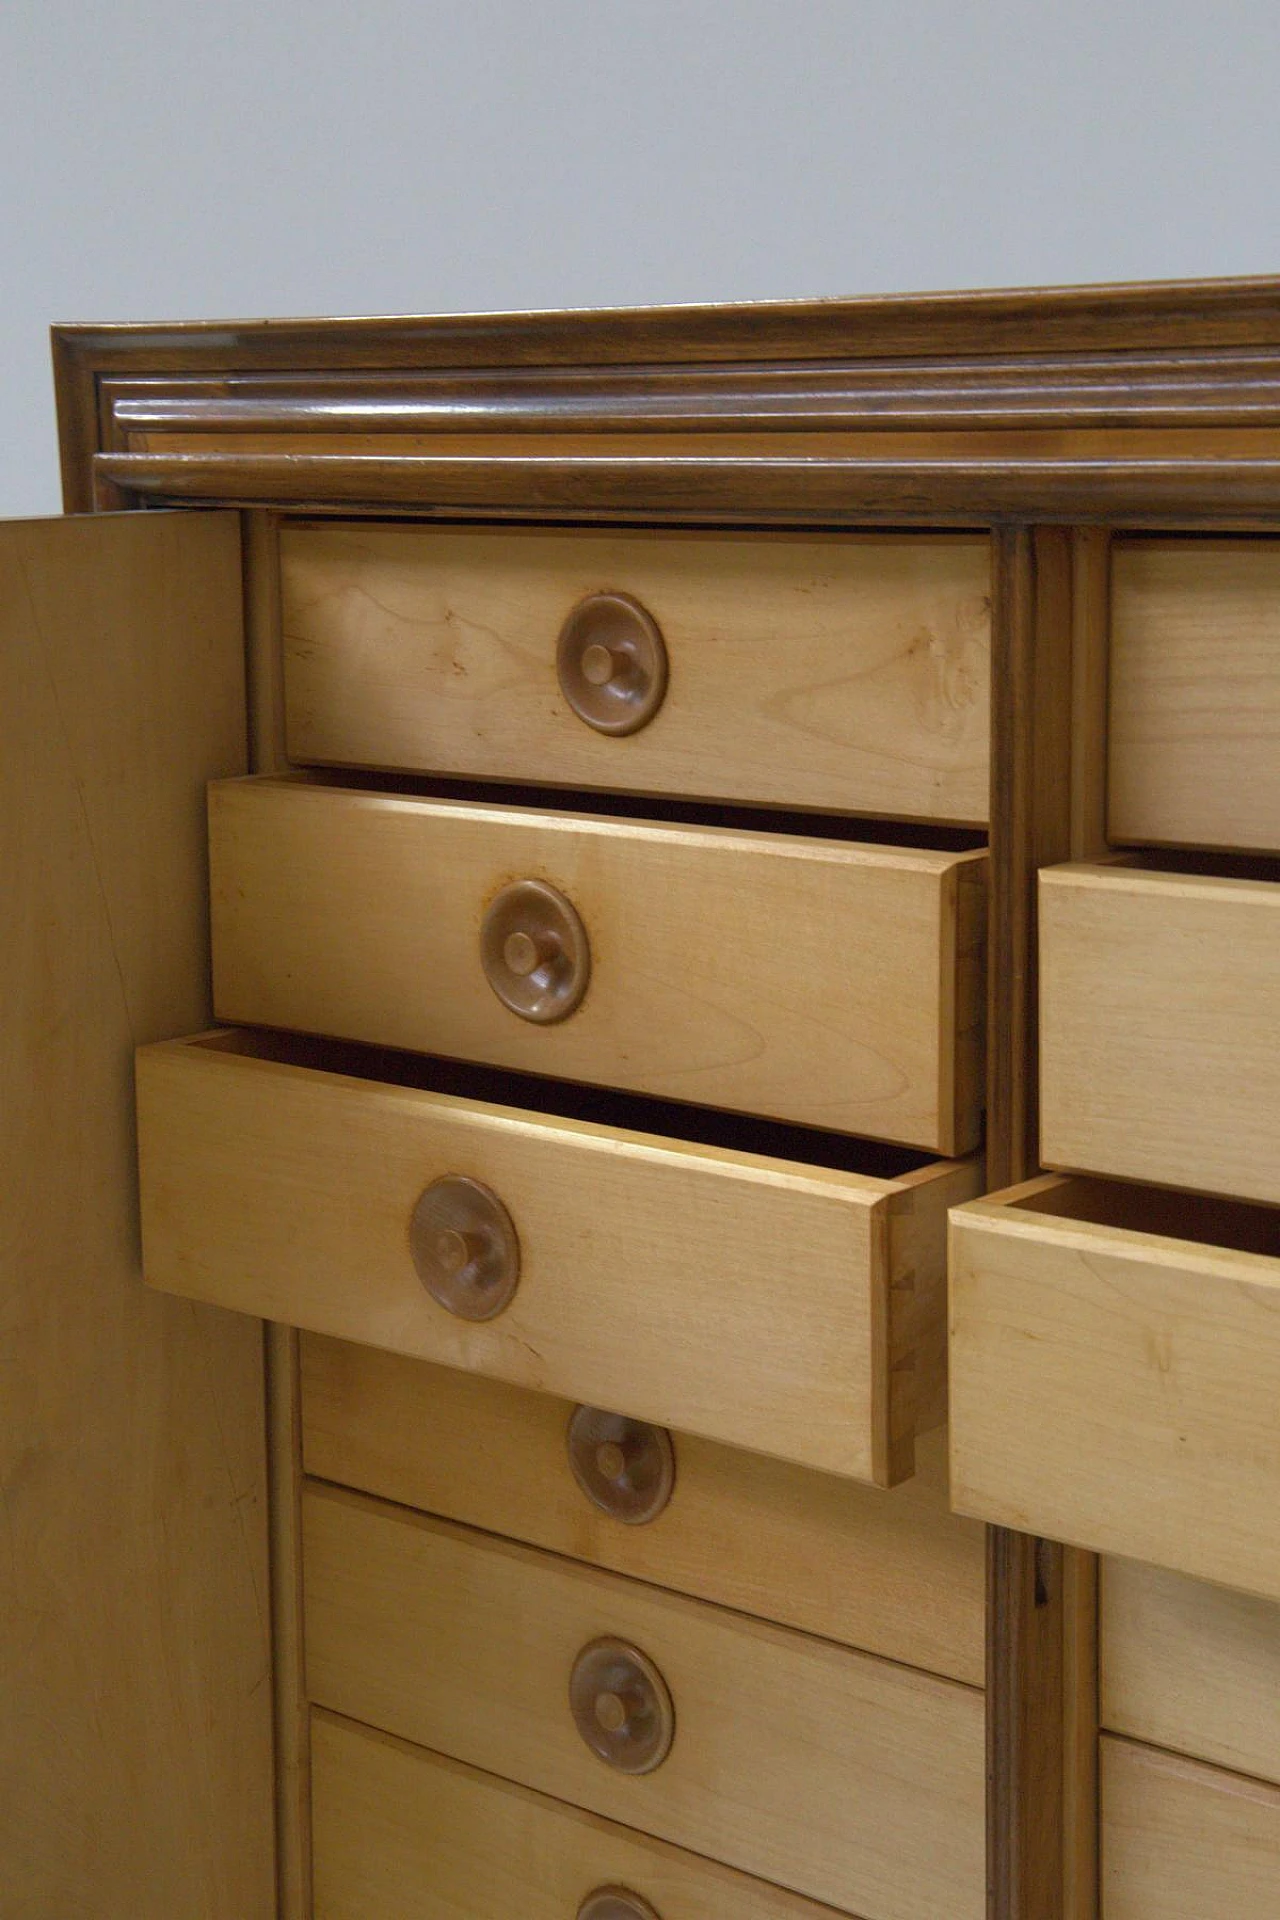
986;525;1097;1920
244;511;312;1920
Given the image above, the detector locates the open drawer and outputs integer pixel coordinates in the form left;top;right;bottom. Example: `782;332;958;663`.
949;1174;1280;1598
136;1030;982;1485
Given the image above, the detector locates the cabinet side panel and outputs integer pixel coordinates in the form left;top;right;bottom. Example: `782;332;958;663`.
0;511;272;1917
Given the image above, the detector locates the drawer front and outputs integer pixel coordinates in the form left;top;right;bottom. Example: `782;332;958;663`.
1102;1736;1280;1920
1102;1558;1280;1786
949;1177;1280;1597
209;778;986;1153
303;1484;986;1920
138;1034;980;1483
301;1341;986;1684
1110;540;1280;853
312;1712;856;1920
281;524;992;825
1040;862;1280;1204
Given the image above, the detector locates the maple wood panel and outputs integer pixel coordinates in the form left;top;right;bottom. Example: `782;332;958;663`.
280;523;990;824
301;1345;986;1683
304;1484;986;1920
0;512;272;1917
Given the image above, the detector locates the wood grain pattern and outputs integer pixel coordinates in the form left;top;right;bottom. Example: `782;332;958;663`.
138;1032;980;1483
280;523;991;824
1101;1736;1280;1920
303;1483;986;1920
0;512;273;1916
1040;861;1280;1204
208;776;987;1152
300;1344;985;1683
950;1176;1280;1599
1102;1557;1280;1786
312;1711;857;1920
1110;540;1280;852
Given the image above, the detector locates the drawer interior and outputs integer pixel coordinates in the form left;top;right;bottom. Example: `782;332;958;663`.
194;1024;938;1180
997;1172;1280;1256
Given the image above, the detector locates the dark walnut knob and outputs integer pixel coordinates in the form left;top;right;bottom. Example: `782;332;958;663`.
557;592;668;735
409;1175;520;1321
567;1407;675;1525
577;1891;662;1920
480;878;590;1024
569;1638;674;1775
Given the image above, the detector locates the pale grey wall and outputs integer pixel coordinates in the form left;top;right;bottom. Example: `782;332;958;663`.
3;0;1279;516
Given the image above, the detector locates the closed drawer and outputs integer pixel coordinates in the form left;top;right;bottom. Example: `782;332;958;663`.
312;1712;859;1920
1040;861;1280;1203
1102;1558;1280;1786
1110;540;1280;853
1102;1737;1280;1920
138;1030;981;1483
281;524;992;825
949;1174;1280;1597
209;777;987;1153
303;1483;986;1920
301;1343;986;1683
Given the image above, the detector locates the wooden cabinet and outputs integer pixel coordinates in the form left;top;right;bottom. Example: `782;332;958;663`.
11;279;1280;1918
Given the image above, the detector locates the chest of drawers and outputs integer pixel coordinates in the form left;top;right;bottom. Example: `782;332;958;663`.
8;278;1280;1920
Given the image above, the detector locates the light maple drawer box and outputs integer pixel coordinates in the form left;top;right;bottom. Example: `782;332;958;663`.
281;523;992;825
1110;539;1280;854
1102;1737;1280;1920
301;1343;986;1683
948;1174;1280;1598
208;777;987;1154
137;1030;982;1484
303;1484;986;1920
312;1712;862;1920
1039;861;1280;1204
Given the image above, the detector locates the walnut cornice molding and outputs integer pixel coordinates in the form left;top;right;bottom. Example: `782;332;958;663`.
53;274;1280;517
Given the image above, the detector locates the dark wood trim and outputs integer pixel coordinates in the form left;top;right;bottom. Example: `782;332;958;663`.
97;348;1280;440
93;449;1280;526
50;329;102;514
45;274;1280;375
986;528;1078;1920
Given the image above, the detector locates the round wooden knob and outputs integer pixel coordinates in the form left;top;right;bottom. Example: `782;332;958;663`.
557;592;668;735
569;1639;674;1774
409;1175;520;1320
577;1891;662;1920
480;879;590;1024
566;1407;676;1525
